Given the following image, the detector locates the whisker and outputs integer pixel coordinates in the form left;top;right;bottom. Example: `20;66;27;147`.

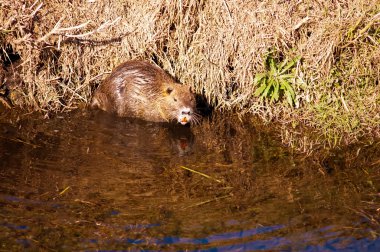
191;117;197;125
190;112;202;125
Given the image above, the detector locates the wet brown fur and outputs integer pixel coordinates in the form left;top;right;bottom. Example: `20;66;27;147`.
91;60;196;123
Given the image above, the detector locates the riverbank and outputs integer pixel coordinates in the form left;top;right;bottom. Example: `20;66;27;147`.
1;0;379;148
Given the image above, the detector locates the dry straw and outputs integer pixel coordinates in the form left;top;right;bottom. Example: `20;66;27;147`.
0;0;379;143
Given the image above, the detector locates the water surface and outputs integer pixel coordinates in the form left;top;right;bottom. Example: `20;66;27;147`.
0;109;379;251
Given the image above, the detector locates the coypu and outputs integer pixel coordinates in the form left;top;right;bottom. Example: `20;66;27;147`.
91;60;200;125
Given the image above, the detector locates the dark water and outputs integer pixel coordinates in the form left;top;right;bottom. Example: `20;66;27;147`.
0;109;379;251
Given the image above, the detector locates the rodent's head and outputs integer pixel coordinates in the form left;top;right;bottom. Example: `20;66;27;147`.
161;83;199;125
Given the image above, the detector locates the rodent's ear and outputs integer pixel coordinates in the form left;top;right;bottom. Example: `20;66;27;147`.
166;87;174;95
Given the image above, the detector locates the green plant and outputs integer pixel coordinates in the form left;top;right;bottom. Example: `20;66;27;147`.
254;53;300;107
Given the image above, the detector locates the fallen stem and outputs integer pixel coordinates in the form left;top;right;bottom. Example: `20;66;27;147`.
0;135;41;148
59;186;71;195
184;195;230;209
180;166;223;183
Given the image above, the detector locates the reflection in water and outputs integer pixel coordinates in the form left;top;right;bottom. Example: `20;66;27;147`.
0;109;379;251
168;124;195;156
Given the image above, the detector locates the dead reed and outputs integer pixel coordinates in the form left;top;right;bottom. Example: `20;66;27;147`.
0;0;379;146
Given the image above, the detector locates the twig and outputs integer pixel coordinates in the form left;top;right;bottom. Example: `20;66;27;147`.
64;17;121;38
38;16;65;43
39;16;123;43
61;30;134;45
0;135;40;147
293;16;310;31
180;166;223;183
183;195;230;209
74;199;96;205
341;94;349;112
29;1;43;17
57;20;91;32
59;186;71;195
222;0;232;20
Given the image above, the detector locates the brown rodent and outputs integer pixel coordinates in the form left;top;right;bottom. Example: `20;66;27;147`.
91;60;199;125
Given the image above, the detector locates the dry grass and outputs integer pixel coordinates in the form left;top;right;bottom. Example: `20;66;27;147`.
0;0;379;145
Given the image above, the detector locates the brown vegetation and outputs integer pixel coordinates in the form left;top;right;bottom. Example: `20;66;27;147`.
0;0;379;145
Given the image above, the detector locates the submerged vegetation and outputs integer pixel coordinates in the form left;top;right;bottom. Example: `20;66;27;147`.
0;0;379;148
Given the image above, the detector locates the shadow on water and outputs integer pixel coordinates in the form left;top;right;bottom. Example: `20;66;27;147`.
0;109;379;251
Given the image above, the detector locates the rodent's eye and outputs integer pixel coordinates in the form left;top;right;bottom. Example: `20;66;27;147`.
174;98;178;102
166;87;174;95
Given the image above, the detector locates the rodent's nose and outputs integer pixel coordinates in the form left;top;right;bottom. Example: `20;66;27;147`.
181;108;192;115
